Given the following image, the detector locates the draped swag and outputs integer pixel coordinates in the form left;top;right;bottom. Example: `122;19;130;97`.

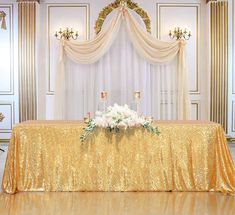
55;6;190;120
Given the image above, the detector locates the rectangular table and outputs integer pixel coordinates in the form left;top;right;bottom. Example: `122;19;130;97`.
2;121;235;194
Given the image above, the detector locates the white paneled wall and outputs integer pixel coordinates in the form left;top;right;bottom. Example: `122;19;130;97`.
39;0;210;121
0;1;18;141
228;0;235;137
0;0;233;139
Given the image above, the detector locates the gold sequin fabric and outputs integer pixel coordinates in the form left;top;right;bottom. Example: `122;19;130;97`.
2;121;235;194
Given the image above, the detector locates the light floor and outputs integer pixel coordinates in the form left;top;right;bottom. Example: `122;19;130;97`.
0;144;235;215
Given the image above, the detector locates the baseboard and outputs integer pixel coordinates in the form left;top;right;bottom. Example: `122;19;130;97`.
0;139;10;144
227;136;235;142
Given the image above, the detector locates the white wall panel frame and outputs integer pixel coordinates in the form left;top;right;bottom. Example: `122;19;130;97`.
0;101;14;133
156;3;200;94
46;3;90;95
233;0;235;95
0;4;14;95
0;1;18;142
232;101;235;132
191;100;200;120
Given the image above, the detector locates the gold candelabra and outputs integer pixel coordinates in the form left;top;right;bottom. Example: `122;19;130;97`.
55;28;79;40
0;11;7;30
169;27;191;40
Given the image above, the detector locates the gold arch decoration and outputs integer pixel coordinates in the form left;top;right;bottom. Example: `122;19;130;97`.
95;0;151;35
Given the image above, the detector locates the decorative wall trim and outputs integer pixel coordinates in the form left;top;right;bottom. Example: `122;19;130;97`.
0;101;14;132
47;3;90;95
191;100;200;120
233;0;235;94
210;1;228;132
232;101;235;132
0;5;14;95
94;0;151;35
0;139;10;144
156;3;200;94
0;112;4;122
18;0;37;122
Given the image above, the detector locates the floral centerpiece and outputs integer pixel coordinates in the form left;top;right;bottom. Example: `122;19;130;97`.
80;103;160;143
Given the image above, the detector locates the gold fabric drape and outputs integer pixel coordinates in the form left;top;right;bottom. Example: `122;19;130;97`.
18;0;37;122
2;121;234;194
0;11;6;29
210;1;228;131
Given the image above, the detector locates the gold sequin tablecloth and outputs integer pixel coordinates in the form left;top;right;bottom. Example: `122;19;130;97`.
2;121;235;194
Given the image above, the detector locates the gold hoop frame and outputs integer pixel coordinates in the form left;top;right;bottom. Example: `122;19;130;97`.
94;0;151;35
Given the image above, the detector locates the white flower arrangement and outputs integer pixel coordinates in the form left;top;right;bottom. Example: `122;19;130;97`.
80;103;160;143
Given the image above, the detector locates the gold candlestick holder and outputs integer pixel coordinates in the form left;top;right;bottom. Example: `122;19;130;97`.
133;91;141;115
99;91;108;112
84;112;91;123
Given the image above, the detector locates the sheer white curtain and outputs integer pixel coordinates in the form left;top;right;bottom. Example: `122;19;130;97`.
63;24;178;120
54;7;190;120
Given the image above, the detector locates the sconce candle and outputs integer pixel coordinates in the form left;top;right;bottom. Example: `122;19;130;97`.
169;27;191;40
55;27;79;40
101;91;108;101
134;91;141;101
133;91;141;115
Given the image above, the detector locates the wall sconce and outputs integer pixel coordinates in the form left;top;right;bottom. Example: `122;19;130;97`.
169;27;191;40
55;28;79;40
0;11;7;30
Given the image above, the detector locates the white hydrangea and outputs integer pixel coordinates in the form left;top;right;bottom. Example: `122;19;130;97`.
80;104;159;143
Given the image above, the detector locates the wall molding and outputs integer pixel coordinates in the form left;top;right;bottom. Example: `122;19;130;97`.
233;0;235;94
0;101;14;133
156;3;200;95
191;100;200;120
47;3;90;95
0;5;14;95
232;101;235;132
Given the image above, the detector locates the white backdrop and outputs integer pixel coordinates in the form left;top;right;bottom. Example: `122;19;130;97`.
62;24;178;120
